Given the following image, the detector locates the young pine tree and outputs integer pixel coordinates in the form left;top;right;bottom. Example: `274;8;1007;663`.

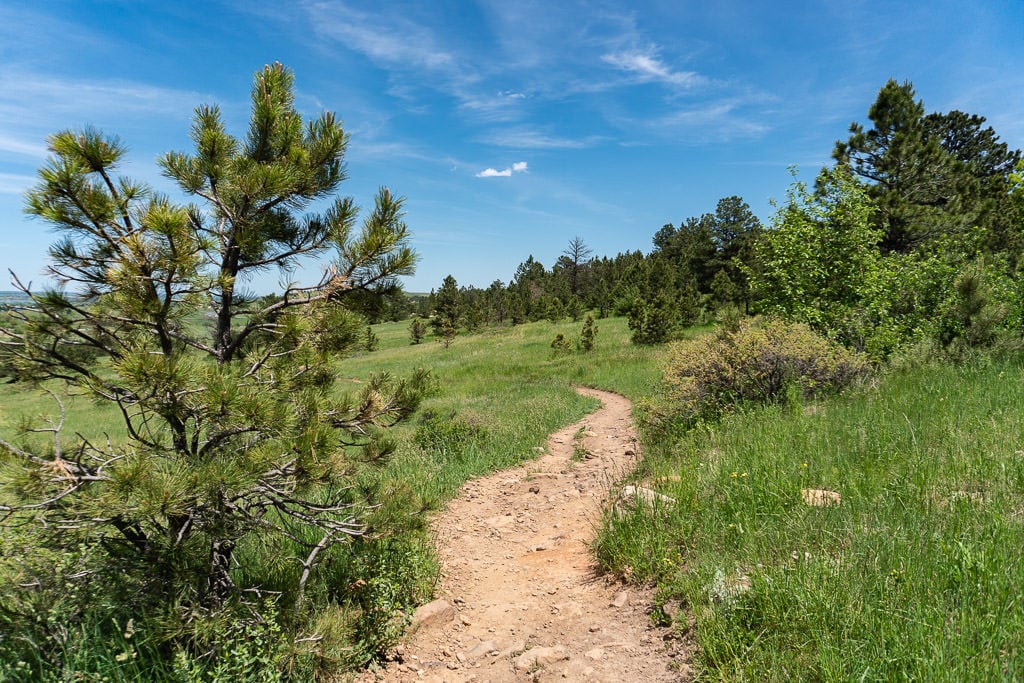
579;315;598;352
409;316;428;344
0;63;428;661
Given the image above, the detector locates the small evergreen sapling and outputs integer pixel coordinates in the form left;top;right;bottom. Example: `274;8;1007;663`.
579;315;598;352
0;63;429;664
364;325;380;351
409;316;427;344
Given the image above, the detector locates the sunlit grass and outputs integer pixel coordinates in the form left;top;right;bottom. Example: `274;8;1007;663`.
597;360;1024;681
8;314;1018;679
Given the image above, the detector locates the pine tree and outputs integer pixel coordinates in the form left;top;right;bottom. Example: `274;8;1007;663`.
409;316;427;344
579;315;598;352
431;274;461;334
1;64;428;652
834;79;973;252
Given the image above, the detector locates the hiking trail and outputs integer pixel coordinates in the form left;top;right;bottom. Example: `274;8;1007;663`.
358;387;688;682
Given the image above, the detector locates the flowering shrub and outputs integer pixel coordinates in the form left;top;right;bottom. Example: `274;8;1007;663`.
663;319;869;422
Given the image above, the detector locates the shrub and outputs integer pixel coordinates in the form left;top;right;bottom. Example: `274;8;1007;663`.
550;333;573;353
578;315;598;352
413;412;487;455
629;294;678;345
663;319;869;422
408;317;427;344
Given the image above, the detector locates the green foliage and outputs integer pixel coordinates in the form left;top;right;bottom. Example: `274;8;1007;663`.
566;296;583;322
628;294;678;345
363;325;380;352
545;296;566;323
173;601;286;682
578;315;598;352
437;319;456;349
748;166;881;337
550;332;573;353
602;360;1024;680
662;319;869;423
936;258;1012;353
408;316;427;345
710;269;737;306
0;540;175;682
324;536;435;669
430;275;461;334
1;64;426;678
835;78;1021;255
413;411;488;455
746;165;1023;360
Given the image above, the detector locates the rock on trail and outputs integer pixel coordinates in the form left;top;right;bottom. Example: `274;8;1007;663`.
358;387;687;682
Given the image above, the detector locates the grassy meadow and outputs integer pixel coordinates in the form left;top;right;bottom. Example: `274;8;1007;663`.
0;315;660;675
3;315;1023;680
598;358;1024;681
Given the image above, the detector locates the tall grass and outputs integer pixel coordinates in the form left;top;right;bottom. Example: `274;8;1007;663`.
597;359;1024;681
0;315;660;675
10;314;1018;679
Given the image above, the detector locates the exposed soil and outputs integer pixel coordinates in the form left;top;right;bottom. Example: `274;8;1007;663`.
358;387;688;682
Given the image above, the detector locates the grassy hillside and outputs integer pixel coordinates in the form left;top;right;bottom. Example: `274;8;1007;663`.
3;315;1022;679
0;315;661;675
598;359;1024;681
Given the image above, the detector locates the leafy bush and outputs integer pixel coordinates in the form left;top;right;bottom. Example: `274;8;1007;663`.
663;319;869;422
316;535;435;670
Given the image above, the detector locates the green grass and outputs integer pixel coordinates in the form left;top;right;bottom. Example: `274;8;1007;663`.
597;359;1024;681
336;315;659;512
6;316;1022;680
0;315;660;674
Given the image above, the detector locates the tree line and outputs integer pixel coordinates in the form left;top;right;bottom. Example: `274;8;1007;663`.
417;79;1023;356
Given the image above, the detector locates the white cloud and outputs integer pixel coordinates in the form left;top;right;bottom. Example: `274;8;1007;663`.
602;49;706;89
476;167;512;177
476;161;528;178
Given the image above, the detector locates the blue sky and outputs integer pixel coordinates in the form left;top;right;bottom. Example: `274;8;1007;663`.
1;1;1022;294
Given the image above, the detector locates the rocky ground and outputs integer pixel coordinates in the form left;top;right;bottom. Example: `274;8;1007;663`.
357;387;689;682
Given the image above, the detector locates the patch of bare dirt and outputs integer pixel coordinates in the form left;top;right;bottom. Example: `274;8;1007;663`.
358;387;688;682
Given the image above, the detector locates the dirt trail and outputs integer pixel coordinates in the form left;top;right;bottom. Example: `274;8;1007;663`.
361;387;687;682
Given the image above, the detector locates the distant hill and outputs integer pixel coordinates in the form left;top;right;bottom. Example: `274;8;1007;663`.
0;291;31;304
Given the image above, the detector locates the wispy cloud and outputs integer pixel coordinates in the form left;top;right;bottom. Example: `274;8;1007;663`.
456;90;532;123
0;172;36;195
0;133;48;159
650;100;770;142
303;1;453;70
476;161;528;178
602;49;707;89
0;73;205;122
483;128;605;150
